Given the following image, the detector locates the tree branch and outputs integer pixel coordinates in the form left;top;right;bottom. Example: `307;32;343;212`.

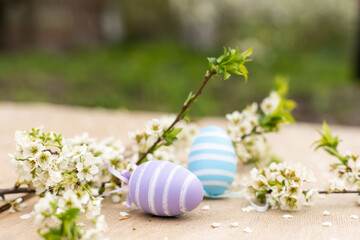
136;69;217;165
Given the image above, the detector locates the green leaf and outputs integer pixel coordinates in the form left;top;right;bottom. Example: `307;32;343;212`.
241;46;253;58
41;227;62;240
181;108;191;120
210;47;252;81
239;64;248;81
184;92;195;106
268;181;281;186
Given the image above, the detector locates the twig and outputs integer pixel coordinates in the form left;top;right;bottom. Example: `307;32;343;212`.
0;192;35;213
0;187;35;199
44;149;59;155
136;69;218;165
240;126;268;141
317;190;360;194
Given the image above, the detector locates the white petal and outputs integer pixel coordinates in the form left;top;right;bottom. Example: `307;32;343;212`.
230;221;239;227
282;214;293;219
243;227;253;233
241;206;254;212
322;210;330;216
211;222;221;228
350;215;359;219
20;214;32;219
322;222;332;227
119;212;129;217
201;205;210;210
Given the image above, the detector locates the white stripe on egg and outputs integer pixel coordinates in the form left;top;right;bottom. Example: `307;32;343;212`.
201;181;231;188
148;161;167;215
189;154;236;164
135;161;151;211
196;131;229;139
179;174;195;213
193;169;236;178
162;165;181;216
190;143;235;152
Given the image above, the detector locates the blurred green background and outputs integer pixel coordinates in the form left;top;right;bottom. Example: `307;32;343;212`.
0;0;359;124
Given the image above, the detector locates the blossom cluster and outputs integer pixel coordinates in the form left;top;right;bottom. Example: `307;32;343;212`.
226;77;295;165
34;189;106;240
245;162;317;211
8;128;131;239
315;122;360;203
128;115;198;166
9;129;113;193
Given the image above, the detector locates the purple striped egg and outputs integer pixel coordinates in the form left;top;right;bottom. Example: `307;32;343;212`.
128;160;203;216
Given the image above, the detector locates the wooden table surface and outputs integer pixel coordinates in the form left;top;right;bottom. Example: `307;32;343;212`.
0;102;360;240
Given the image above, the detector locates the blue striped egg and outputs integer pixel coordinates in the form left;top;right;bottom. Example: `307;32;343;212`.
188;126;237;196
128;160;203;216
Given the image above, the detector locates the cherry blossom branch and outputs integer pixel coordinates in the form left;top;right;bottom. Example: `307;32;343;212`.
136;69;217;165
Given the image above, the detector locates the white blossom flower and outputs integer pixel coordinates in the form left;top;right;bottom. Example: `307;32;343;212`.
304;189;318;206
76;153;101;182
22;141;45;159
238;120;253;136
34;192;54;223
34;151;53;170
325;179;346;192
252;175;268;190
58;190;82;210
85;199;102;218
226;111;243;124
95;215;107;232
260;91;281;115
145;119;164;136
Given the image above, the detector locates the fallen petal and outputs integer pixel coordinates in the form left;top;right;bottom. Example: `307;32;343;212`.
282;214;293;219
201;205;210;210
243;227;253;233
241;206;254;213
322;222;332;227
230;221;239;227
20;214;31;220
322;211;330;216
211;222;221;228
119;212;129;217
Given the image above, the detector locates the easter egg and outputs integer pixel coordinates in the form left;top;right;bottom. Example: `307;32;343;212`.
128;160;203;216
188;126;237;196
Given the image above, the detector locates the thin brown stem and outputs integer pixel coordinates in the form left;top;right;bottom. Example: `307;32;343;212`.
44;149;59;155
0;187;35;199
136;69;217;165
0;188;36;213
317;190;360;194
